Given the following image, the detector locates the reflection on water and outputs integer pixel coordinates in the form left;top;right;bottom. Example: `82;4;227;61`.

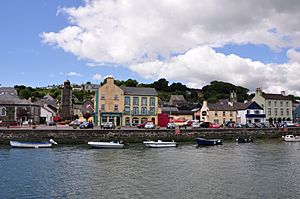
1;140;300;199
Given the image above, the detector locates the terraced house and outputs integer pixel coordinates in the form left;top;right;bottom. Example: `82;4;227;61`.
94;76;158;127
252;88;293;124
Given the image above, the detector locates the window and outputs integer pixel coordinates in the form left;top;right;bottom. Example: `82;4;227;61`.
286;108;289;116
223;111;226;117
268;108;271;115
124;96;130;106
101;104;105;111
215;111;218;117
247;110;250;114
114;95;119;100
133;107;139;115
114;104;118;111
275;108;277;116
0;107;6;116
286;101;289;107
274;101;277;107
268;101;271;106
149;107;155;115
141;97;147;106
280;108;283;116
124;107;130;115
255;110;260;115
125;117;130;126
101;94;105;100
230;111;233;117
150;97;155;106
141;107;147;115
280;101;283;107
133;97;139;106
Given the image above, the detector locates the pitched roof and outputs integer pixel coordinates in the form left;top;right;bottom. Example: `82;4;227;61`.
122;87;158;96
207;103;236;111
262;93;291;100
233;101;263;110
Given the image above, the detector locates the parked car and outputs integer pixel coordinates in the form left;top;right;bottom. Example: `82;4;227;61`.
192;122;202;128
145;122;155;129
209;123;221;128
200;122;211;128
137;122;147;128
101;122;115;129
167;122;176;129
48;121;56;126
79;122;94;129
69;120;81;127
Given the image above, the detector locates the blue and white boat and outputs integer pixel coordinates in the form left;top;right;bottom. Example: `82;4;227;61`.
143;140;177;148
196;138;222;146
10;139;58;148
88;141;125;149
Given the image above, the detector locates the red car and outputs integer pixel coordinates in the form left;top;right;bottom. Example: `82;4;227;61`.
209;123;221;128
137;122;147;128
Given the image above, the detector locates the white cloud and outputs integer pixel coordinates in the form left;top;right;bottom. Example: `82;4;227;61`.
130;46;300;95
92;73;102;81
42;0;300;94
67;72;81;76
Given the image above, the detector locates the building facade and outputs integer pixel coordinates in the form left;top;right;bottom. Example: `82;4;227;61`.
199;101;237;124
236;101;265;125
252;88;293;124
94;77;158;127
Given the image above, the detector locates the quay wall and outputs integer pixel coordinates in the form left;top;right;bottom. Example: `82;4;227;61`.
0;127;298;144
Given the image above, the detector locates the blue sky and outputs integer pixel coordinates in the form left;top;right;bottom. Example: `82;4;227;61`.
1;0;300;95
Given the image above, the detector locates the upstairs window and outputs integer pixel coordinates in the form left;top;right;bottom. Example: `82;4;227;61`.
141;97;147;106
133;97;139;106
150;97;155;106
124;96;130;106
0;107;6;116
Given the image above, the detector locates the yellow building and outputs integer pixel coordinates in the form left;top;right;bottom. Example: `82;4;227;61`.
94;77;158;127
198;101;237;124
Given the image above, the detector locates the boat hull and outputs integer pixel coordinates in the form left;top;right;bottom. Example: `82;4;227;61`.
10;141;53;148
143;141;177;148
196;138;223;146
282;135;300;142
236;138;253;143
88;142;124;149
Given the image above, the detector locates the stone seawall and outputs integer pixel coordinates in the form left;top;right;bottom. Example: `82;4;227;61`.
0;127;298;144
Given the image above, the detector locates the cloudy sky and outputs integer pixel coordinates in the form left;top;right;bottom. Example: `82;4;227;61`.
2;0;300;95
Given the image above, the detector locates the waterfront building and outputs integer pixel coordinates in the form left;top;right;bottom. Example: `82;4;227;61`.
252;88;293;124
293;104;300;124
235;101;265;125
0;93;40;125
198;101;237;124
94;76;158;127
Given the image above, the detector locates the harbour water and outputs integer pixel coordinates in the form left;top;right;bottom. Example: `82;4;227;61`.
1;139;300;199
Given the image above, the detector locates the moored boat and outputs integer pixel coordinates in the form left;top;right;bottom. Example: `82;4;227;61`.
143;140;177;148
10;139;58;148
282;135;300;142
88;141;124;149
236;137;253;143
196;138;223;146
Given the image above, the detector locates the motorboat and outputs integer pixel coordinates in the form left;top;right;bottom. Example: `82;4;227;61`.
236;137;253;143
143;140;177;148
282;135;300;142
196;138;223;146
88;141;124;149
10;139;58;148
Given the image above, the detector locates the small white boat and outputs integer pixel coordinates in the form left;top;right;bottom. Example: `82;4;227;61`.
88;141;124;149
10;139;58;148
143;140;177;148
282;135;300;142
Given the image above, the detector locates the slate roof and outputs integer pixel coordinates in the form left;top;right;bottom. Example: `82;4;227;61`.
122;87;158;96
0;96;38;106
207;103;236;111
262;93;291;100
0;87;18;96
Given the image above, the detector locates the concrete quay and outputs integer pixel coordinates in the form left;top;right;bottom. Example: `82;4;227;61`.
0;126;297;145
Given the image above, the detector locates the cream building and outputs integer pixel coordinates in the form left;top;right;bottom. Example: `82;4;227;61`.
252;88;293;124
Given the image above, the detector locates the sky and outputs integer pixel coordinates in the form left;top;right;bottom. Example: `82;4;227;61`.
2;0;300;95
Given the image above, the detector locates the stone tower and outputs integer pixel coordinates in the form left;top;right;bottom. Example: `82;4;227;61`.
60;80;73;120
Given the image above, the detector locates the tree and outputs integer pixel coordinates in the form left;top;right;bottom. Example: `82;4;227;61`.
153;78;169;91
124;79;138;87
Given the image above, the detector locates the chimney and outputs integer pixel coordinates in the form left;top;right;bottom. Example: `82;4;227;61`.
281;91;286;96
105;76;114;85
256;88;262;96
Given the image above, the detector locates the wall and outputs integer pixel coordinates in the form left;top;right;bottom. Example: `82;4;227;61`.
0;127;296;144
